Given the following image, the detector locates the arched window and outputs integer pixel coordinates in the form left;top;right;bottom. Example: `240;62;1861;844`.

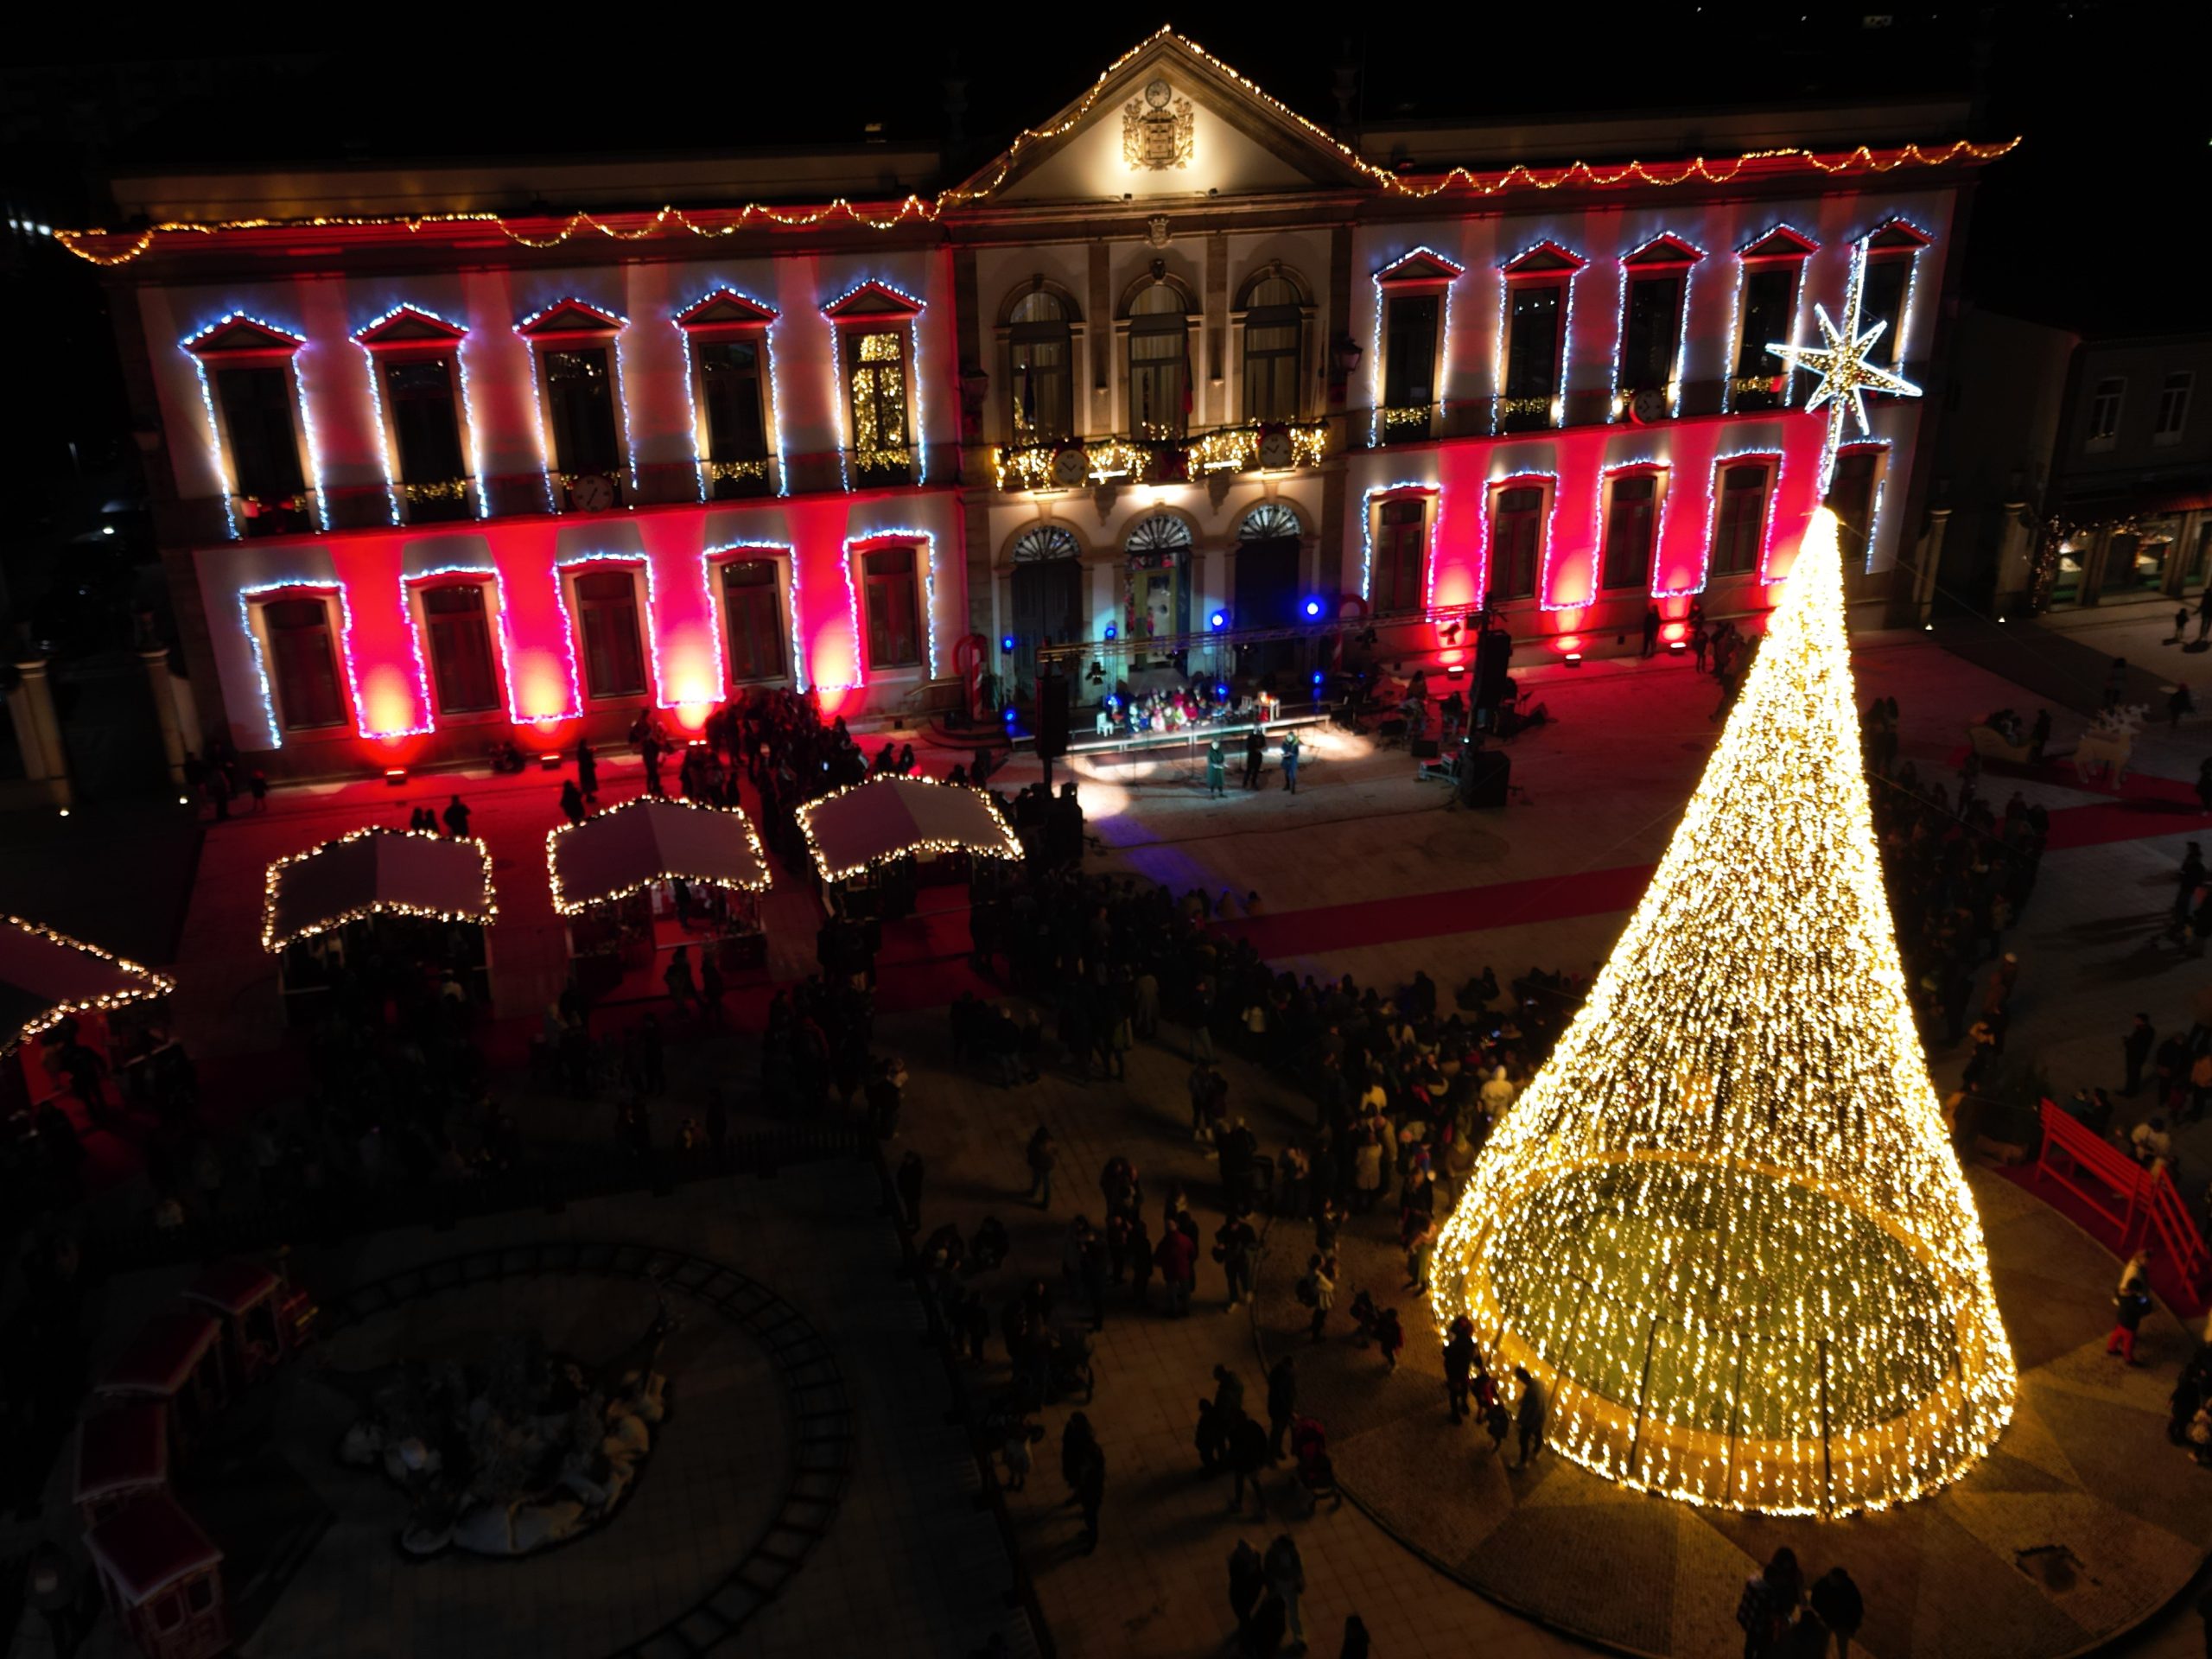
1008;290;1074;443
1012;524;1082;563
1238;502;1303;542
1128;285;1189;440
1241;275;1303;423
1126;514;1192;554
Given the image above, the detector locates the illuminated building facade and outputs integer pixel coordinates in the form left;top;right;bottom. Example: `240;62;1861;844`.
73;31;2009;775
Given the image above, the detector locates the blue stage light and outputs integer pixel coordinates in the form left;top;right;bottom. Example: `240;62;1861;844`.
1103;623;1117;640
1210;610;1227;630
1303;597;1324;618
1312;671;1325;685
1001;634;1016;652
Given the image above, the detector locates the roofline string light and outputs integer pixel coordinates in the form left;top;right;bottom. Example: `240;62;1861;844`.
2;914;176;1054
791;773;1023;886
543;796;772;915
260;826;498;952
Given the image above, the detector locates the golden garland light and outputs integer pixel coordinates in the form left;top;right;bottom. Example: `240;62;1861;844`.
544;797;772;917
260;827;498;953
1428;505;2015;1518
1;914;176;1054
54;30;2018;269
793;774;1023;886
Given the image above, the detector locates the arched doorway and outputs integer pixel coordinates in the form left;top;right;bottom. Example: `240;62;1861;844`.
1123;514;1192;669
1236;501;1304;683
1007;524;1084;701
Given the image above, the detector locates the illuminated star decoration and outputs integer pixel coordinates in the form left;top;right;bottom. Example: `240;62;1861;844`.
1767;250;1921;494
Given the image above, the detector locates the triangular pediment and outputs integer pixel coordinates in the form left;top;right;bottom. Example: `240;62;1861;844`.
957;29;1370;207
353;304;467;347
1865;218;1933;252
181;313;304;358
513;297;626;338
1502;239;1587;277
822;280;924;321
676;288;780;329
1738;224;1819;261
1623;232;1706;269
1375;247;1466;286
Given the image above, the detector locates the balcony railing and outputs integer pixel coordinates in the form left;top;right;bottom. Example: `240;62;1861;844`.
994;418;1329;493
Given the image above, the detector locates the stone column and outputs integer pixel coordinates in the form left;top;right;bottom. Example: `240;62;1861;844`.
1993;501;2034;616
2078;524;2114;606
140;647;188;784
10;658;71;809
1906;507;1950;624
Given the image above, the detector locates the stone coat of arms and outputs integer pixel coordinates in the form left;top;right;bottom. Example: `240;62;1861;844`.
1123;78;1194;169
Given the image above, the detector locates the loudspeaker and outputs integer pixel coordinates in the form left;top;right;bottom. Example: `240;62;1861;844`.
1473;626;1514;709
1411;736;1440;760
1036;672;1071;759
1458;748;1511;808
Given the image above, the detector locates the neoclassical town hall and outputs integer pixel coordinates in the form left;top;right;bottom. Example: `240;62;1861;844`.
65;29;2009;774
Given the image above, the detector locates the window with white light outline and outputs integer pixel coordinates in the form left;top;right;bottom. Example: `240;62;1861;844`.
251;591;351;732
1827;447;1886;569
709;550;791;688
1708;457;1777;579
412;578;505;716
1599;467;1669;592
1368;493;1431;616
1616;236;1701;420
1486;479;1550;602
1855;220;1930;371
1371;249;1463;444
183;315;314;537
515;300;629;510
823;282;925;486
2155;372;2193;447
676;289;779;499
2087;376;2126;451
1001;283;1078;443
563;564;652;702
1499;242;1584;434
856;543;925;672
356;307;474;525
1730;226;1817;412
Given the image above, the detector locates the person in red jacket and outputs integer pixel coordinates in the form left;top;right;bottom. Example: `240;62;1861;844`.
1156;1224;1198;1317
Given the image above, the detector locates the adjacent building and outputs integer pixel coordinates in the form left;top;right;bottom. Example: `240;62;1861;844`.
67;31;2011;777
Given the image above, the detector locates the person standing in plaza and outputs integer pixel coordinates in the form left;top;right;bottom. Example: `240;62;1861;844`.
1026;1122;1057;1208
1810;1565;1865;1658
1157;1221;1197;1315
1243;724;1266;790
2109;1270;2152;1365
1514;1365;1547;1466
575;735;598;803
1228;1540;1266;1645
663;945;700;1016
1217;1208;1259;1310
2124;1014;2157;1097
442;792;472;838
1300;1253;1334;1343
1443;1315;1477;1425
1281;728;1302;794
1262;1534;1306;1653
1074;1436;1104;1553
1207;737;1228;798
1641;602;1662;658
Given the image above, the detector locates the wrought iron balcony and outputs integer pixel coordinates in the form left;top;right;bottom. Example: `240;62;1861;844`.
994;419;1328;493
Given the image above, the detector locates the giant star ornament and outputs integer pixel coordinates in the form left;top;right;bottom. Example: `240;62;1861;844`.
1767;256;1922;493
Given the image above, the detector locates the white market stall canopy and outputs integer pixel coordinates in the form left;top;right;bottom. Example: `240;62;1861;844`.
794;776;1023;884
546;798;771;915
0;915;175;1054
261;828;497;952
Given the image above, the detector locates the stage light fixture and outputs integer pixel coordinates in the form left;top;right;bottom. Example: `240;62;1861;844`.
1210;610;1228;630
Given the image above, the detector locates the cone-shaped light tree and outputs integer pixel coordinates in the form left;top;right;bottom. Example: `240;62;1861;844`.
1430;507;2015;1516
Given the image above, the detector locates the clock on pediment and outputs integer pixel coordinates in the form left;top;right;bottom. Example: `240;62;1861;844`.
1123;77;1194;170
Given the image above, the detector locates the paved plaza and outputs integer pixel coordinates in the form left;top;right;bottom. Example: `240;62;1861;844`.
10;594;2212;1658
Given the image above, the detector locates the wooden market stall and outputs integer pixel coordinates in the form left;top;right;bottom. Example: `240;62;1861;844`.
93;1311;227;1455
73;1402;169;1529
1;913;175;1135
83;1491;229;1659
260;827;496;1023
794;775;1022;920
181;1256;314;1387
547;798;771;1000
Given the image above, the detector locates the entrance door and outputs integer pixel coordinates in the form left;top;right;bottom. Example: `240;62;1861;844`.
1010;556;1084;702
1234;537;1301;683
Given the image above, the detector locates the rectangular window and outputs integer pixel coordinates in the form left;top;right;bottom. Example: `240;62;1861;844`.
1711;463;1772;578
1620;274;1683;401
848;330;912;468
1733;266;1799;410
574;569;646;699
1503;283;1565;429
214;365;306;500
543;347;621;476
1827;451;1881;566
421;583;500;715
2156;372;2193;444
1243;314;1300;424
1010;334;1072;442
1382;294;1439;410
1600;474;1660;591
1859;257;1911;361
383;358;467;521
1371;498;1427;614
861;546;922;670
1128;317;1188;440
696;339;768;463
720;558;785;683
263;597;346;731
1491;485;1545;601
2087;376;2125;448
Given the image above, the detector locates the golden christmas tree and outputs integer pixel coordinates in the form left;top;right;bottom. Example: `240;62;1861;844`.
1431;507;2015;1516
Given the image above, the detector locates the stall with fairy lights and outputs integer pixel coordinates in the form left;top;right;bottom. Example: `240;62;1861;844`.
260;828;497;1021
794;775;1022;921
546;797;772;1000
1;914;175;1141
